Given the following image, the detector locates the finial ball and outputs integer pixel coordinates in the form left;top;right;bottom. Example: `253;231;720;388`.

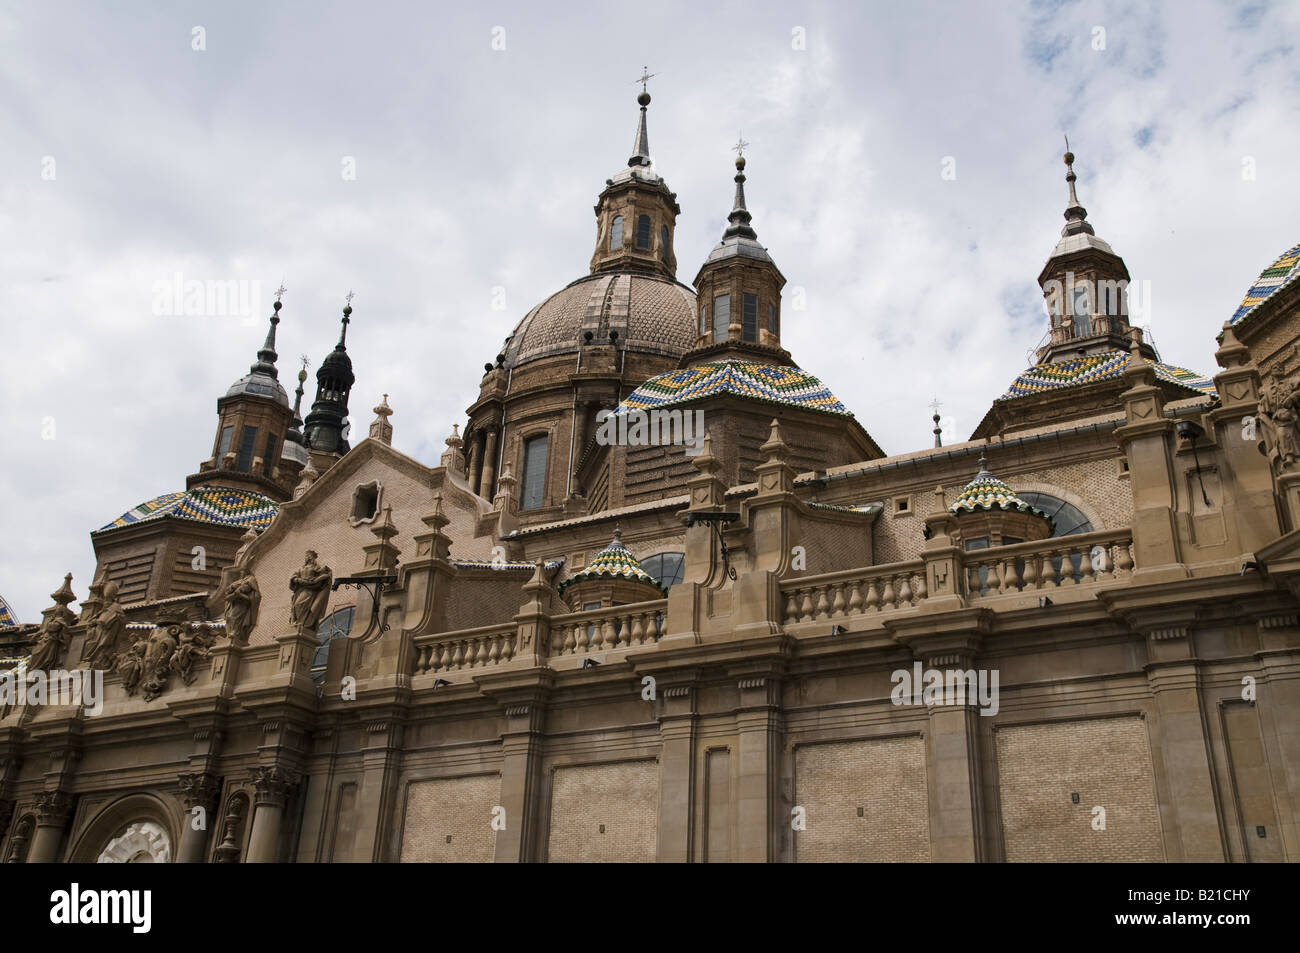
342;304;352;317
637;90;651;107
1063;151;1075;165
735;155;746;171
273;299;282;312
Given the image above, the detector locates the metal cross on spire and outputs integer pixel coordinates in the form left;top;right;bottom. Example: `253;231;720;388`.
300;354;311;373
274;282;287;302
635;66;657;92
929;396;942;416
732;133;750;158
345;289;356;306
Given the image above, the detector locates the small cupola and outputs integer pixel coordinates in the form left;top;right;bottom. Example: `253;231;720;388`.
304;297;357;456
1036;141;1142;364
557;528;665;610
588;74;680;280
688;143;788;363
949;455;1053;550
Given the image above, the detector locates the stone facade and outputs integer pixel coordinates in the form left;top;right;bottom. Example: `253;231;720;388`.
2;100;1300;865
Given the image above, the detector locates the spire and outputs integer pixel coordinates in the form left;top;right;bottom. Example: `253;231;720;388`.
930;397;943;448
629;67;656;167
303;294;357;456
337;291;355;349
1061;136;1094;238
368;394;393;445
723;135;758;241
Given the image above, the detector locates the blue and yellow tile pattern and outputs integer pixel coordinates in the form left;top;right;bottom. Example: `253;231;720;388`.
1231;242;1300;326
999;349;1216;401
617;360;852;417
98;486;279;532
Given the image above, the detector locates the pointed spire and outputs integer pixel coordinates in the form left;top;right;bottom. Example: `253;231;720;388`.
930;397;943;448
723;137;758;241
51;572;75;608
629;68;654;167
337;293;354;349
1061;137;1095;237
247;297;283;379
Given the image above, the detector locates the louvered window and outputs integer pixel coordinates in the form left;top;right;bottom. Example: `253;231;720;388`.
521;435;549;510
742;294;758;342
236;427;259;472
713;294;730;342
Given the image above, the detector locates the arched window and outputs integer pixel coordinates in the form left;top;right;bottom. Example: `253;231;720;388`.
1017;492;1093;537
312;605;355;687
641;552;685;589
520;434;549;510
636;214;651;249
660;225;670;264
610;216;623;250
713;294;731;342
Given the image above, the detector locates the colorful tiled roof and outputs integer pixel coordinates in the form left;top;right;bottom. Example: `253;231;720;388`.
616;360;852;417
0;594;17;627
558;531;664;594
999;349;1216;401
97;486;279;533
1231;242;1300;326
950;463;1053;529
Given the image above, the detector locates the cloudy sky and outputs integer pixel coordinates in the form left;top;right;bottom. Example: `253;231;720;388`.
2;0;1297;620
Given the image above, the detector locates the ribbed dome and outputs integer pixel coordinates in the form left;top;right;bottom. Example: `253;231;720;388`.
500;273;697;369
558;530;663;593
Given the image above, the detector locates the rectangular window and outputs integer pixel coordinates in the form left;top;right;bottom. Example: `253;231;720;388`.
520;434;549;510
700;305;708;336
636;214;651;249
1072;286;1090;337
236;426;259;472
262;434;278;476
713;294;730;342
742;294;758;342
767;304;777;334
216;425;234;461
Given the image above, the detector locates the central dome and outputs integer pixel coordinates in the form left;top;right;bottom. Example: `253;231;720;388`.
501;272;697;369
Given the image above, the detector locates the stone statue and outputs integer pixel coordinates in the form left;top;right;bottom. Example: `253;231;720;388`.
1259;375;1300;466
222;570;261;646
28;605;76;672
116;636;148;696
83;581;127;671
289;550;333;634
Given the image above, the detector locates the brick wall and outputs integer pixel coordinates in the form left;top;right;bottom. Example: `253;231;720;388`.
546;760;658;862
399;774;500;862
794;735;930;862
996;716;1164;861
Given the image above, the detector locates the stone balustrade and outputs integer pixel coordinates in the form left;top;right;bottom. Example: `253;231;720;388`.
549;600;668;656
412;623;518;674
960;529;1135;598
780;560;929;626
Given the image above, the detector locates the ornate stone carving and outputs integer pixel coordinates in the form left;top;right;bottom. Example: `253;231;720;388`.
139;625;180;702
212;795;248;863
82;580;126;671
176;772;221;812
221;569;261;646
28;574;78;672
97;820;171;863
289;550;333;635
33;790;73;827
1258;373;1300;468
171;625;217;685
116;635;148;696
250;766;299;808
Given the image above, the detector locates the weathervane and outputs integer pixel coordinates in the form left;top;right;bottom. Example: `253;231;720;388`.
635;66;657;92
733;132;750;158
345;290;356;306
275;280;287;302
929;396;942;416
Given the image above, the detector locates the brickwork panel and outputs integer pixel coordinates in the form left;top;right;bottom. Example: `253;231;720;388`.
996;716;1164;862
399;774;500;862
546;760;658;862
794;735;930;862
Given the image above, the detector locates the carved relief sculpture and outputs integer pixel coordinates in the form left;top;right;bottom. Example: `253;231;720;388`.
139;625;180;702
171;625;217;685
1258;374;1300;467
222;569;261;646
116;637;148;696
289;550;333;634
28;574;79;672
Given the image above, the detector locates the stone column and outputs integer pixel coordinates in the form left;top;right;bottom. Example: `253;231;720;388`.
176;773;221;863
926;695;986;862
494;706;545;863
468;433;484;497
480;428;500;502
735;676;780;862
246;767;298;863
27;790;74;863
655;685;697;862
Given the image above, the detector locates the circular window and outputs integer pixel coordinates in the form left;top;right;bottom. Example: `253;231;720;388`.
97;820;171;864
641;552;685;589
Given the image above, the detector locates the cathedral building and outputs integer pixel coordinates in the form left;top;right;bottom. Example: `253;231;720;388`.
2;89;1299;864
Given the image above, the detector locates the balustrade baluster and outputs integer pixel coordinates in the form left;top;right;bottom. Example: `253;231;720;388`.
848;580;864;614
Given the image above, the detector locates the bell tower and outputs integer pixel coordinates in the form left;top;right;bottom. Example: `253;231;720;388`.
188;288;298;500
1035;141;1151;364
303;297;357;463
588;72;680;280
686;143;788;364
